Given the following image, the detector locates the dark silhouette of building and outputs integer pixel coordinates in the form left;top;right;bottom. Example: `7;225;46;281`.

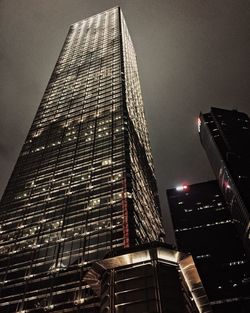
167;180;250;313
0;7;210;313
199;107;250;257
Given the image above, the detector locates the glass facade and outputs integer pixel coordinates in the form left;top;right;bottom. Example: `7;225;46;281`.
0;7;164;312
167;181;250;313
199;107;250;257
85;244;212;313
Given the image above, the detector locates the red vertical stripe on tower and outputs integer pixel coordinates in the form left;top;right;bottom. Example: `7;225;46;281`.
122;174;129;248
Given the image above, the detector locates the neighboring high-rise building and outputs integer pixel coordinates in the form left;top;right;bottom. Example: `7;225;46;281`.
167;180;250;313
0;7;165;312
199;107;250;256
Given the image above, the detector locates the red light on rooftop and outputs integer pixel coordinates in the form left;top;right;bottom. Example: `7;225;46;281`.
176;185;189;191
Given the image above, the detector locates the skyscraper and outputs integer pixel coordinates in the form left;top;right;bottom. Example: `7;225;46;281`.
167;180;250;313
199;107;250;257
0;7;165;312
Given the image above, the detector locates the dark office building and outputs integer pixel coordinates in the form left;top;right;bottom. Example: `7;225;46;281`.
0;7;211;313
199;107;250;256
167;180;250;313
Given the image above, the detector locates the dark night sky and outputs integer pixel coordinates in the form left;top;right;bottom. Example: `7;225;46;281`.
1;0;250;243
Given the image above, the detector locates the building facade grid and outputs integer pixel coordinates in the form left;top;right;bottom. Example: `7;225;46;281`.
0;7;164;312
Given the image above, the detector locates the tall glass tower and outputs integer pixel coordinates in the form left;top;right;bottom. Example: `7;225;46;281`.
199;107;250;258
0;7;165;312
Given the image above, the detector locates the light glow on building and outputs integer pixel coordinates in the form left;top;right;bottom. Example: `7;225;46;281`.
176;185;188;191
